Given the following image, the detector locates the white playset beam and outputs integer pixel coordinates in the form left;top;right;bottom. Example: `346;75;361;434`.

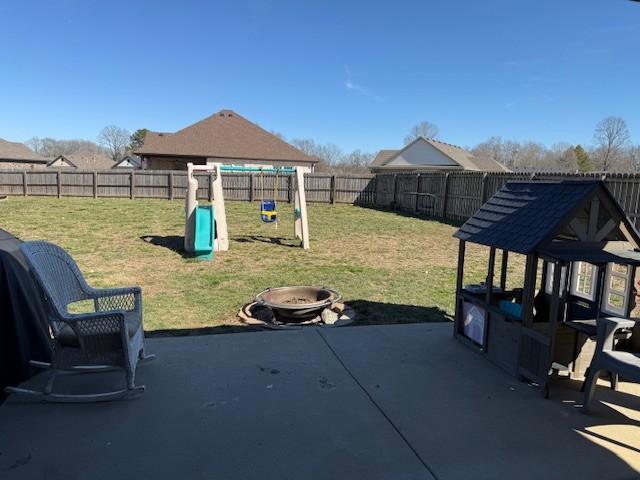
184;162;309;255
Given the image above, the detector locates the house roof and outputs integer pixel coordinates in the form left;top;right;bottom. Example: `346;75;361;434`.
370;137;509;172
47;155;78;168
0;138;48;164
135;109;316;165
370;150;398;167
454;181;640;254
62;152;116;170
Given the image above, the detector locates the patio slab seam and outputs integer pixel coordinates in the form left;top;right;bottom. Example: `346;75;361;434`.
314;328;439;480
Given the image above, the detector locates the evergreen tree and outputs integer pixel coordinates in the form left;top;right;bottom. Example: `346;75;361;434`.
129;128;149;152
574;145;593;172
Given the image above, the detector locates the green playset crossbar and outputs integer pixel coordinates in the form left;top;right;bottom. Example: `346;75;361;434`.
219;165;296;174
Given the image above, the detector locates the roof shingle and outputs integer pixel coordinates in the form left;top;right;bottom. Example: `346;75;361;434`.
454;181;602;253
0;138;48;164
370;137;509;172
135;109;316;165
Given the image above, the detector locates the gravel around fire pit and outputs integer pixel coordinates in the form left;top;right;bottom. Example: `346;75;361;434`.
238;302;355;329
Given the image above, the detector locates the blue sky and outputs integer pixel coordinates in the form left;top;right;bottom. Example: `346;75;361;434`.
1;0;639;152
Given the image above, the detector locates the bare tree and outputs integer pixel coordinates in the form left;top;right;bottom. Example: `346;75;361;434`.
404;121;439;145
627;145;640;172
26;137;107;158
593;116;630;171
97;125;131;161
290;138;343;165
25;137;44;154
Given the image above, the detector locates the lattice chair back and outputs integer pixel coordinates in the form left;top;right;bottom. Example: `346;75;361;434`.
20;241;90;330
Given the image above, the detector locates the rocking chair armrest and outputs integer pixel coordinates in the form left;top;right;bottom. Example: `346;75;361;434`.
63;310;128;336
597;317;639;352
85;286;142;312
86;286;141;298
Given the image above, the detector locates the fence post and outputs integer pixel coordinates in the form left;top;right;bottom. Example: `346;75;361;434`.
392;174;399;207
23;171;28;196
130;172;135;199
480;173;489;204
330;175;336;204
441;173;451;218
169;172;174;200
372;175;377;205
208;173;214;201
93;172;98;198
414;173;421;212
57;170;62;198
249;174;254;202
288;175;293;203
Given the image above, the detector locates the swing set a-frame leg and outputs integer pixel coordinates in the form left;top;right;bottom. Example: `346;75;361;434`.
294;168;310;249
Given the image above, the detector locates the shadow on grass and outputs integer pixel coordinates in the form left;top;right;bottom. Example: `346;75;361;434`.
356;204;465;228
146;300;452;339
140;235;191;258
233;235;300;248
346;299;452;325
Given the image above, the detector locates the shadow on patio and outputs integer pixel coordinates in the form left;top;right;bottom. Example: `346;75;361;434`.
1;323;638;479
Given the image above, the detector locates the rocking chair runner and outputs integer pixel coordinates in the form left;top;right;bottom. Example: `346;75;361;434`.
4;241;153;402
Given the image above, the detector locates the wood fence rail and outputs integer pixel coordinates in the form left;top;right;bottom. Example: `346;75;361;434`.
0;170;376;205
2;169;640;228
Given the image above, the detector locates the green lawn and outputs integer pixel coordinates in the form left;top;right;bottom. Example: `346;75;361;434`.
0;197;495;330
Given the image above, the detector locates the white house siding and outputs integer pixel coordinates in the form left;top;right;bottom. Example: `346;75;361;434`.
48;158;75;168
386;139;458;168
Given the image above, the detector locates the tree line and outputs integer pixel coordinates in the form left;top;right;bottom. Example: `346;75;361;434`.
286;116;639;174
27;126;147;163
471;116;639;173
25;116;638;174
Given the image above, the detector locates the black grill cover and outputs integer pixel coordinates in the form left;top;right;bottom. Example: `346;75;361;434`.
0;228;51;397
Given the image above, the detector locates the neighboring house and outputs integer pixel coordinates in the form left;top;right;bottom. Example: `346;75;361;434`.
0;138;48;170
48;152;115;170
370;137;509;173
47;155;77;169
112;155;141;169
135;109;317;171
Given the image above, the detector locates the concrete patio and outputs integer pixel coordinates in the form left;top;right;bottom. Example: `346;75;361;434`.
1;323;639;480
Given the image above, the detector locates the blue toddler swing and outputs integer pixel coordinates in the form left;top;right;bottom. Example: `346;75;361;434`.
259;170;278;224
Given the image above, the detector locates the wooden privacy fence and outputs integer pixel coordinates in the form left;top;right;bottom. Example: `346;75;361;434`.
375;171;640;229
3;169;640;228
0;170;376;205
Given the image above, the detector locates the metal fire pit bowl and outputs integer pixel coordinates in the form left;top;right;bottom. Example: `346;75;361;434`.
255;286;341;322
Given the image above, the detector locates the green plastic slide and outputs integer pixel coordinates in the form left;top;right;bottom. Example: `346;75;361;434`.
194;205;214;260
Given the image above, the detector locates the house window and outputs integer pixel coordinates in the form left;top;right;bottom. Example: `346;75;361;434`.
602;263;632;316
570;262;597;301
545;263;567;295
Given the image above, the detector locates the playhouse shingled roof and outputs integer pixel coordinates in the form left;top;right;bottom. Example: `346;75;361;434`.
454;181;640;254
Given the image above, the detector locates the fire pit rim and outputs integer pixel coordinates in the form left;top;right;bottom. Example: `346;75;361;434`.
255;285;342;311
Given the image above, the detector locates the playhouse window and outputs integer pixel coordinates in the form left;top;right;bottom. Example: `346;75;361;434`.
544;263;567;295
602;263;632;316
570;262;597;300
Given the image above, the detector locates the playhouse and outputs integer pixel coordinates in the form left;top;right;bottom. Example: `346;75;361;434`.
453;181;640;396
183;162;310;259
